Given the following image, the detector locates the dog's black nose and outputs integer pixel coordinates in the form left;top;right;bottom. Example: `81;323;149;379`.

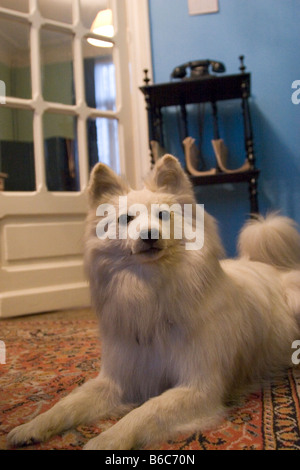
140;229;159;246
143;237;156;247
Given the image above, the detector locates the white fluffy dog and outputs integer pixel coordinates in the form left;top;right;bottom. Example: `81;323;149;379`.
8;155;300;450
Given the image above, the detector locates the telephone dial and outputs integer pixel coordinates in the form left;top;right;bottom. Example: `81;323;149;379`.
171;60;226;80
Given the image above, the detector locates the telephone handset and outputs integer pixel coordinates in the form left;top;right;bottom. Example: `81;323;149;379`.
171;60;226;80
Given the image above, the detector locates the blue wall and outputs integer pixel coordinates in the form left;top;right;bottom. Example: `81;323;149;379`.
148;0;300;256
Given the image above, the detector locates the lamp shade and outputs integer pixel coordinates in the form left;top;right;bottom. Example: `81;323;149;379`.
88;9;114;48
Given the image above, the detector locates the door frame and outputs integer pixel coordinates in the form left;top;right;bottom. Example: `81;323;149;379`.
125;0;153;189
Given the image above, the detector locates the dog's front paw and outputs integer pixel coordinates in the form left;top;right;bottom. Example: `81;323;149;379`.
7;422;44;448
83;429;134;450
7;413;55;448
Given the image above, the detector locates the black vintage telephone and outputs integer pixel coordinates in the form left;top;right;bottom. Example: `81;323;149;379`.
171;60;226;80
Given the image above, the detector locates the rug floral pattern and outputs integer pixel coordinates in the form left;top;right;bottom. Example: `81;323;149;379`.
1;319;300;450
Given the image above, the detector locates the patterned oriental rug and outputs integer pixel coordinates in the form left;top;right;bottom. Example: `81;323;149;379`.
1;317;300;450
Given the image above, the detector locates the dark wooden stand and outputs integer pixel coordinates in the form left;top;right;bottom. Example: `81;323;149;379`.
140;58;259;214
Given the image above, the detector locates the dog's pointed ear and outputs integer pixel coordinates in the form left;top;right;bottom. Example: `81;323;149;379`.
87;163;129;206
145;154;194;200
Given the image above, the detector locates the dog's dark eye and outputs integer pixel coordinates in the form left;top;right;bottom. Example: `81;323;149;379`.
118;214;134;225
158;210;170;221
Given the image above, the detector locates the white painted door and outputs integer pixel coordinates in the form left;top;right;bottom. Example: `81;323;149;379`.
0;0;152;317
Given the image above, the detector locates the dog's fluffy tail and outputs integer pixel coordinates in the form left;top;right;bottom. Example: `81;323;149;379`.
238;213;300;270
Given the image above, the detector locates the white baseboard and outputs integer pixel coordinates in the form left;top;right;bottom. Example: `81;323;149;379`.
0;282;90;318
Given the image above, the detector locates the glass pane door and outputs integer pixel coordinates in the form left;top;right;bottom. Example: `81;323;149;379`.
0;0;122;194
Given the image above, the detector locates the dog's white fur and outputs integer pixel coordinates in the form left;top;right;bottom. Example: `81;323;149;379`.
7;155;300;450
